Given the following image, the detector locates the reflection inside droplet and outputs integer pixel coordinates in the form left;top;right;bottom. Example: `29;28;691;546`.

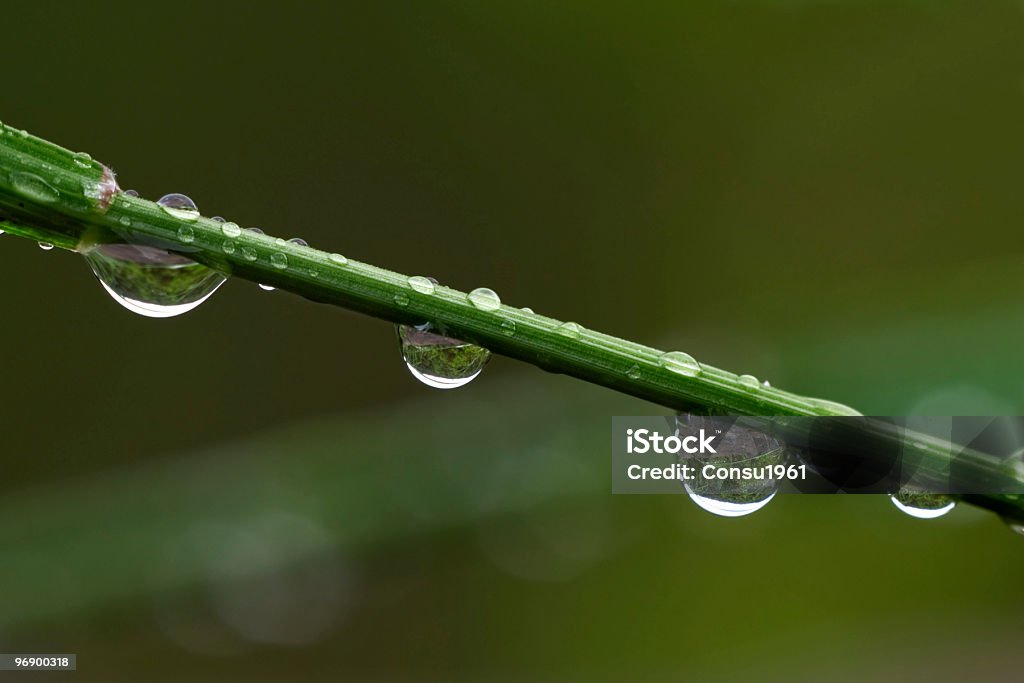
84;243;226;318
397;323;490;389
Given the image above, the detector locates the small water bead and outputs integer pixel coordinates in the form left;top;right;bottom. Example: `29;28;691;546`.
84;243;226;318
72;152;92;169
177;225;195;244
123;189;140;198
247;227;265;235
890;490;956;519
287;237;308;247
393;292;410;307
119;216;131;227
408;276;435;295
328;253;348;266
500;319;516;336
222;240;236;255
468;287;501;311
556;322;582;338
738;374;760;390
270;252;288;269
659;351;701;378
762;380;772;387
521;307;534;314
259;283;275;291
1006;520;1024;537
210;215;224;222
397;323;490;389
157;193;200;221
11;172;59;204
221;222;242;238
241;246;258;262
37;242;54;251
626;364;642;380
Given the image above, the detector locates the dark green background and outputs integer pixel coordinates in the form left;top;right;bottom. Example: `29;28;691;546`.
2;1;1023;680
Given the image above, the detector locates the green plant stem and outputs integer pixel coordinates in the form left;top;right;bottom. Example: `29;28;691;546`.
1;124;1021;522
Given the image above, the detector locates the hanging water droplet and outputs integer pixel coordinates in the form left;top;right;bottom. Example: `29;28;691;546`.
270;252;288;269
556;322;582;338
890;490;956;519
11;172;59;204
37;242;54;251
625;364;642;380
659;351;701;378
408;276;435;295
259;283;275;291
393;292;410;307
157;193;200;221
221;222;241;238
83;243;226;318
1005;520;1024;537
0;228;5;235
397;323;490;389
177;225;195;244
287;237;308;247
468;287;501;311
72;152;92;169
124;189;140;197
329;253;348;266
677;414;781;517
500;319;516;336
738;374;760;390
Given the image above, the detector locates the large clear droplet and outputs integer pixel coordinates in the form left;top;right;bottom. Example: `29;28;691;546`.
397;323;490;389
84;243;226;318
890;490;956;519
157;193;200;221
677;414;782;517
468;287;501;311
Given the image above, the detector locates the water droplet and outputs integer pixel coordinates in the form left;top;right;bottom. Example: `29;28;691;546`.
408;276;435;295
221;222;241;238
157;193;200;221
329;253;348;266
72;152;93;169
468;287;501;311
119;216;131;227
210;215;224;222
677;414;781;517
500;319;516;336
397;323;490;389
222;240;236;255
890;490;956;519
1006;520;1024;537
0;229;5;235
258;283;275;291
177;225;195;244
247;227;264;235
241;246;258;262
762;379;772;387
625;364;642;380
393;292;410;307
11;172;59;204
659;351;701;378
521;307;535;314
287;237;308;247
124;189;139;197
738;374;760;390
37;242;54;251
270;252;288;269
556;322;582;338
84;243;226;318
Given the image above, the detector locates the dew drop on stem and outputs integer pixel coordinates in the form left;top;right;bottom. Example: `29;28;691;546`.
659;351;701;378
157;193;200;221
468;287;501;311
890;490;956;519
83;243;226;318
676;414;781;517
397;323;490;389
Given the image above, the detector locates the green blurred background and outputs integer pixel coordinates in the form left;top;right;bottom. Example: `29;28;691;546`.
2;1;1024;680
